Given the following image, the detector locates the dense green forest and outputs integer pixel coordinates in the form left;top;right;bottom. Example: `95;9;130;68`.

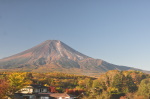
0;70;150;99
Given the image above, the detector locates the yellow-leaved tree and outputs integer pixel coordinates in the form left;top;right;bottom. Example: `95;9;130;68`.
8;72;32;97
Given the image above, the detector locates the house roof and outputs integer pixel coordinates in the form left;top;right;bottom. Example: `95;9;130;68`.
50;93;76;98
50;93;69;97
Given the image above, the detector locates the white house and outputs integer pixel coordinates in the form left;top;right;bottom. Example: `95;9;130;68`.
15;85;77;99
15;84;50;99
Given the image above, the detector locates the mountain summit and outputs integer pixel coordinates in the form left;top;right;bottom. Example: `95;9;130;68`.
0;40;140;75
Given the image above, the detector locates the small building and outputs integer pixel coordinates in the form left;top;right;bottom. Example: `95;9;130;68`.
15;84;50;99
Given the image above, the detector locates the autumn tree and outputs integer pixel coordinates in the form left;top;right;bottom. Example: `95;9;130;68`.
49;86;58;93
8;72;32;96
125;75;137;93
78;78;92;89
137;78;150;98
0;79;10;99
112;74;124;92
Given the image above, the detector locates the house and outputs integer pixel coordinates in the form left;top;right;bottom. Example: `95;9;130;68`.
15;84;50;99
18;84;49;94
15;85;77;99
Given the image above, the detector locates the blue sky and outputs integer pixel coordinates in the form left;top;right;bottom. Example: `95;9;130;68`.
0;0;150;71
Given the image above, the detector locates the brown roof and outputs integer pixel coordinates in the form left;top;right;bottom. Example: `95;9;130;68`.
50;93;69;98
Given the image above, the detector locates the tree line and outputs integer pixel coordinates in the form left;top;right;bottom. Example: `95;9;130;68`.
0;70;150;99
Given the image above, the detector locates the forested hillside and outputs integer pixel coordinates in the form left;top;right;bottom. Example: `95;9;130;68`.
0;70;150;99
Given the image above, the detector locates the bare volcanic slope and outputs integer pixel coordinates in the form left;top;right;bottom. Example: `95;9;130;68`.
0;40;140;75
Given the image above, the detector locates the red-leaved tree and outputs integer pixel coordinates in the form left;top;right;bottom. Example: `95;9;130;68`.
0;79;10;99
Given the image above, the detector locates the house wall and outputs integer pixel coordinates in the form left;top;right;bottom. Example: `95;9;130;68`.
23;94;35;99
42;88;48;93
40;96;49;99
33;88;48;93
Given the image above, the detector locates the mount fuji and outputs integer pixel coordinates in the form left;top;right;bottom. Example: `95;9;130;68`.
0;40;142;76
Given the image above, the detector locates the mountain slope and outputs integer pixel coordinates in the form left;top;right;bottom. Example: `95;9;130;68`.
0;40;88;68
0;40;141;75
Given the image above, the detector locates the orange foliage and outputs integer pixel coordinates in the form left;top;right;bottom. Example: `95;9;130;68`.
0;79;10;99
